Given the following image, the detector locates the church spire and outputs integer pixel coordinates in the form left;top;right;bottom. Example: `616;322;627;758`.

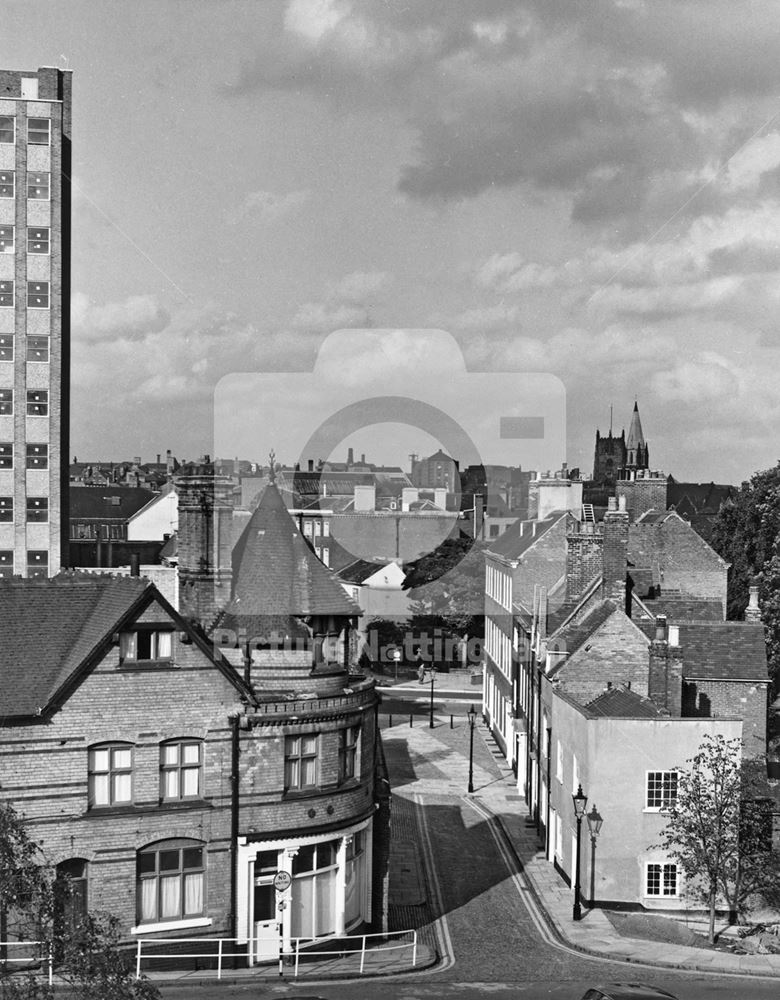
625;401;649;471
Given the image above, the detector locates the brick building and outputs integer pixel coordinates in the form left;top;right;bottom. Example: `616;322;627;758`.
0;67;72;578
1;476;383;963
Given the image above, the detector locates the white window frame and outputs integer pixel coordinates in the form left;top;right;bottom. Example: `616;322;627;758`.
0;115;15;144
556;740;564;783
645;770;678;811
0;170;14;198
27;117;51;146
645;861;679;898
0;225;14;254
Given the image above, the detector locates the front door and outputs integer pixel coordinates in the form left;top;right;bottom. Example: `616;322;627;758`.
253;879;279;963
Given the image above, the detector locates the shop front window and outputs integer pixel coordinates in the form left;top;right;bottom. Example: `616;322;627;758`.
290;839;339;941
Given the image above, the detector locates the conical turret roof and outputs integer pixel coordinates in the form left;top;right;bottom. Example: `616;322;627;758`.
216;482;360;638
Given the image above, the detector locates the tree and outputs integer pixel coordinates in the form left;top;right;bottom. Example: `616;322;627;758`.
404;536;486;639
710;462;780;695
0;803;160;1000
656;735;780;942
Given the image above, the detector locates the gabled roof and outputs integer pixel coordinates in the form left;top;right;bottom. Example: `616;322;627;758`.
0;574;151;718
551;599;623;662
219;482;360;636
586;686;662;719
486;511;567;561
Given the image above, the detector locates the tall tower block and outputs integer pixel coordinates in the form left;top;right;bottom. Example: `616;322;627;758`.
0;68;72;577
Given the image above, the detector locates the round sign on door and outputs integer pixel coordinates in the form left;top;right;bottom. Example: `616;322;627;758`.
273;871;292;892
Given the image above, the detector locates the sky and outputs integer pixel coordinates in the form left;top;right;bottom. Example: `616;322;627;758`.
5;0;780;482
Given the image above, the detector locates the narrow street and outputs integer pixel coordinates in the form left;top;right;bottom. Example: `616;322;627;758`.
165;713;780;999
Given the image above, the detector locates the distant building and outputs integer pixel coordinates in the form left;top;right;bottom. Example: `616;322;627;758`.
410;449;459;491
591;402;649;497
0;67;72;577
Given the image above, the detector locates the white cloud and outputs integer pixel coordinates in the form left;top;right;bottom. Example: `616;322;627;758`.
72;292;169;342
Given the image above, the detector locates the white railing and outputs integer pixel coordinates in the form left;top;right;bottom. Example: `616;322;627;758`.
135;936;247;980
0;940;54;985
134;927;418;979
291;928;417;977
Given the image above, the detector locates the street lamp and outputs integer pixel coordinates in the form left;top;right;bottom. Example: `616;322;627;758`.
572;783;588;921
467;704;477;793
586;804;603;908
429;665;437;728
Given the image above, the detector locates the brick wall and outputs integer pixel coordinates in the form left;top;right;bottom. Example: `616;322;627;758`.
556;611;650;703
682;679;767;756
628;514;728;614
616;477;667;521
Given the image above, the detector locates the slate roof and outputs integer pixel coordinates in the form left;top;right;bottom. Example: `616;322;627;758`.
586;686;662;719
635;620;769;681
486;511;566;560
0;573;150;718
633;593;724;622
335;559;402;585
218;482;361;637
70;485;157;520
675;622;769;681
667;478;736;515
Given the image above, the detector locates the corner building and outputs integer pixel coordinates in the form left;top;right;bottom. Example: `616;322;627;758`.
0;67;71;577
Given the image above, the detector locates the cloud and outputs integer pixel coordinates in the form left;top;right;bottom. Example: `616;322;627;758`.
227;188;310;225
230;1;780;219
72;292;170;342
292;270;392;333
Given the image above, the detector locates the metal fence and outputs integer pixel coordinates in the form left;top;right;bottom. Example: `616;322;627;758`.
134;927;418;980
0;940;54;985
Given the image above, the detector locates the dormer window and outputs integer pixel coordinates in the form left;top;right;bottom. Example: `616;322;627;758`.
121;629;173;664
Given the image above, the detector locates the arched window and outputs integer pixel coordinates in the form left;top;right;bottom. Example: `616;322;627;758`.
88;742;132;807
137;840;205;925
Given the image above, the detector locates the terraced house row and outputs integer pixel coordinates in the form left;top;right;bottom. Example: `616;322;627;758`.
483;483;772;913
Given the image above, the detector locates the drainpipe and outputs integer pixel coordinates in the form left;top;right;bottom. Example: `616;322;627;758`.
535;663;543;837
545;726;552;857
229;714;240;943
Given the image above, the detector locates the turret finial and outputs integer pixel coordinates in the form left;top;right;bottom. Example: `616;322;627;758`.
268;450;277;484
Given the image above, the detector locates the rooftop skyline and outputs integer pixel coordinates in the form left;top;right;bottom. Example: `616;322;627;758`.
7;1;780;482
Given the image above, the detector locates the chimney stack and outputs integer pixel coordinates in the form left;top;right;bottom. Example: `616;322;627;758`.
745;585;762;623
347;447;354;466
602;495;629;608
648;615;682;716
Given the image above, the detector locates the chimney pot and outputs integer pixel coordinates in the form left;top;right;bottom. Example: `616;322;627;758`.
745;585;762;623
618;495;626;512
654;615;668;642
607;496;617;511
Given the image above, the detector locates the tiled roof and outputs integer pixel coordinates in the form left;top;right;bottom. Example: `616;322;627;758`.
551;599;622;662
219;483;361;636
486;511;565;560
635;620;769;681
633;594;724;622
0;573;151;718
335;559;401;585
676;622;769;681
586;686;662;718
70;485;157;520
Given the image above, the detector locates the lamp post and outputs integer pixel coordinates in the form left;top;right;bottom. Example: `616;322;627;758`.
429;665;436;728
586;804;603;908
467;704;477;793
572;783;587;921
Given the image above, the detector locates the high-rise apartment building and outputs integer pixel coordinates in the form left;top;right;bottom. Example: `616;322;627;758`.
0;67;71;577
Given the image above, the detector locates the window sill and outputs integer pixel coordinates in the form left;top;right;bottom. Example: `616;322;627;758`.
119;660;176;671
130;917;212;935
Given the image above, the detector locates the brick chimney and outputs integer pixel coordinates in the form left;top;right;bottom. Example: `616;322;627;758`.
648;615;683;716
566;522;602;603
602;496;629;608
745;585;762;623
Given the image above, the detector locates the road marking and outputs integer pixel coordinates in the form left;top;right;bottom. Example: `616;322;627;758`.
413;790;456;975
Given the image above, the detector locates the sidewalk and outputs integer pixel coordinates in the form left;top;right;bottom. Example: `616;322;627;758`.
467;720;780;978
374;667;482;699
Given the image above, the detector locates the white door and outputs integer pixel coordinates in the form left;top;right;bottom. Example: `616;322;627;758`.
253;879;279;962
